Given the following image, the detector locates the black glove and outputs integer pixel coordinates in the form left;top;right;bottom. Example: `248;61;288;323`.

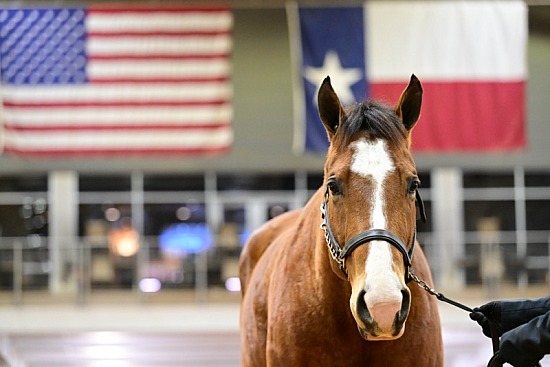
469;301;503;338
487;352;504;367
488;351;542;367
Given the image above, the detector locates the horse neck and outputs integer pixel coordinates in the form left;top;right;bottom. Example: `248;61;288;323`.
302;188;352;301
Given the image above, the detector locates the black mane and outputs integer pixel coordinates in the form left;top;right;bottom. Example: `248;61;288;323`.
339;100;407;145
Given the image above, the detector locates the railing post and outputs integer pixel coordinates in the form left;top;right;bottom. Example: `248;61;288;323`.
136;239;149;304
514;166;528;289
48;171;78;295
76;239;89;306
432;167;465;290
13;240;23;306
131;172;145;301
195;251;208;303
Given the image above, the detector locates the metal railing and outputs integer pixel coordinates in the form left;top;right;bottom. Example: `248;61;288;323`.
0;236;242;306
1;231;550;306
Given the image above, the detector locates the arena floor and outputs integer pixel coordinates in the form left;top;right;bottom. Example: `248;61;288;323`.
0;329;496;367
1;287;550;366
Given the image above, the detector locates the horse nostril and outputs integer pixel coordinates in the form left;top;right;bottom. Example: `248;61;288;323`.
356;290;373;325
397;288;411;325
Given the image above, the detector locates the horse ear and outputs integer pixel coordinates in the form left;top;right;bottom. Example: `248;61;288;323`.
395;74;423;131
318;76;346;139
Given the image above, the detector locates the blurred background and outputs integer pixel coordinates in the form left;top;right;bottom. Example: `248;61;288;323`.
0;1;549;366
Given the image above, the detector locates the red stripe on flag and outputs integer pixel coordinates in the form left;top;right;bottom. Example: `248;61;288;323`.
3;123;230;132
3;146;231;157
2;100;228;108
370;81;526;152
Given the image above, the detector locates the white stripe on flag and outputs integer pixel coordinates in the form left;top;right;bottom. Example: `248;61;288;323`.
1;84;232;103
86;11;233;32
87;59;230;79
3;105;232;127
4;128;233;150
366;1;527;81
87;36;232;56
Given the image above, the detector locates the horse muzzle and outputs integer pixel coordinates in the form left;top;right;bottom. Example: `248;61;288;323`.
354;288;411;341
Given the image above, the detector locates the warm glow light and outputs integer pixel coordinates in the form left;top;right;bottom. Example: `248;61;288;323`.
108;227;139;257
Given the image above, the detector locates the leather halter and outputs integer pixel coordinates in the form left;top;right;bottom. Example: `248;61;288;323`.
320;187;426;282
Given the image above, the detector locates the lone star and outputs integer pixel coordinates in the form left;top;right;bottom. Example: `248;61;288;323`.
303;50;363;105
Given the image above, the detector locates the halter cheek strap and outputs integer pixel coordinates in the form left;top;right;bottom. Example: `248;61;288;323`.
320;189;425;282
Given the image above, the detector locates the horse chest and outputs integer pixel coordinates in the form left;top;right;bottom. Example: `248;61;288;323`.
265;270;364;359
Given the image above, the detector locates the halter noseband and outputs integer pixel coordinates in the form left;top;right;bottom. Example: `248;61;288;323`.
320;188;426;283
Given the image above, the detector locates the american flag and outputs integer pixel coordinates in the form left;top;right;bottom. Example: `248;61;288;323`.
0;6;233;157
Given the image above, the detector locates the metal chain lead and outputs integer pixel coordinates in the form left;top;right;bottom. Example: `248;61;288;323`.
321;222;340;263
320;190;345;266
408;269;441;298
409;269;474;314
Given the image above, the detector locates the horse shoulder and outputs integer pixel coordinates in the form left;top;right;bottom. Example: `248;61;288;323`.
239;209;301;296
239;210;302;367
404;242;444;365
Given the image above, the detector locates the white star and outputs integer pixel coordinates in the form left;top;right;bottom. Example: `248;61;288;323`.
304;50;363;105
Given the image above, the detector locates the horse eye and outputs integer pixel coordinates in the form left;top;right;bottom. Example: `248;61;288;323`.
407;178;420;195
327;179;342;196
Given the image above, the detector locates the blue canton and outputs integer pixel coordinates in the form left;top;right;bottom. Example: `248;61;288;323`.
0;8;87;85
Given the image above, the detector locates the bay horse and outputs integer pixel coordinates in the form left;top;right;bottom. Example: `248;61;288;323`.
240;75;443;366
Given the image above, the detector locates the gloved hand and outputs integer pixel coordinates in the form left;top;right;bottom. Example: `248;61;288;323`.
499;327;545;367
488;351;542;367
486;352;504;367
469;301;503;338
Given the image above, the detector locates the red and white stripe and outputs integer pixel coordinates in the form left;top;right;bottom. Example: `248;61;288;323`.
366;1;527;152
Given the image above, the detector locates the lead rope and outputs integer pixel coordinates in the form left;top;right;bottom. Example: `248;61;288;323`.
408;269;502;367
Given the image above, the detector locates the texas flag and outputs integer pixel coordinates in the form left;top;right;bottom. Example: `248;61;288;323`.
288;1;527;154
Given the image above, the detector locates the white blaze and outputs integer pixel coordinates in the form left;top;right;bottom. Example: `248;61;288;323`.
350;138;394;228
350;138;403;305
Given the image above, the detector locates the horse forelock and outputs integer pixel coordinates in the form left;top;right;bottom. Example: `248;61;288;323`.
334;101;407;149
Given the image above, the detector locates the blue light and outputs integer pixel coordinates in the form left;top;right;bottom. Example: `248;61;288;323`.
240;228;252;247
159;223;212;257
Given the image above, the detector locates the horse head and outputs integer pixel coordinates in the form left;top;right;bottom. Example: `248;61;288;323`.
318;75;423;341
